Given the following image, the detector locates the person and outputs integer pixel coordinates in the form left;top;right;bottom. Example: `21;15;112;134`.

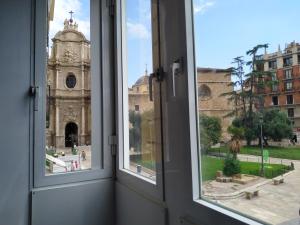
290;135;297;145
81;150;86;161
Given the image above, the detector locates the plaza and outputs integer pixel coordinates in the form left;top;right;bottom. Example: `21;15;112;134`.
203;154;300;225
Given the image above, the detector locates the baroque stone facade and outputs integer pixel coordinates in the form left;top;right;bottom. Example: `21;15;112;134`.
46;18;91;148
197;68;233;141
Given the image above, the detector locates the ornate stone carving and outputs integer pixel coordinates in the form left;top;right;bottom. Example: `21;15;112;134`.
63;106;79;122
62;48;79;63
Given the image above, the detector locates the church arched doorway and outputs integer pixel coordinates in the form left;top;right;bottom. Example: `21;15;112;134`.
65;122;78;147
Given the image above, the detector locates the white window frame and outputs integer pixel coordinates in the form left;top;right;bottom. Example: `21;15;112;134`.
33;0;113;187
115;0;164;200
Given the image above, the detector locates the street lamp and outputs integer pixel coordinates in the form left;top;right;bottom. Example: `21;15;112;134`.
259;115;264;176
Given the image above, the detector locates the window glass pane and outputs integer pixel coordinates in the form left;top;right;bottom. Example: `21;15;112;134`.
46;0;91;174
122;0;158;181
193;0;299;224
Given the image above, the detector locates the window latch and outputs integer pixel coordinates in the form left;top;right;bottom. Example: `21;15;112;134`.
30;86;40;111
171;58;183;98
108;135;117;156
149;67;164;101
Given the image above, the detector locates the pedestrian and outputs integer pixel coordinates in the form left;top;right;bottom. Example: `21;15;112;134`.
81;150;86;161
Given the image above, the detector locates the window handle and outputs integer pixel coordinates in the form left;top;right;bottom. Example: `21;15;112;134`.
149;67;164;101
171;58;183;98
30;86;40;111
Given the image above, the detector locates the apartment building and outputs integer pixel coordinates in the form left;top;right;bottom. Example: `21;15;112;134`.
263;41;300;138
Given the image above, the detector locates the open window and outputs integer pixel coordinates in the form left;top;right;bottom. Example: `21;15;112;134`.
34;0;113;187
192;0;300;224
115;0;164;199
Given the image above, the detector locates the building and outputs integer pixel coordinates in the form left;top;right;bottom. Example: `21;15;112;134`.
128;71;153;113
46;18;91;148
262;41;300;138
129;68;234;142
197;68;234;141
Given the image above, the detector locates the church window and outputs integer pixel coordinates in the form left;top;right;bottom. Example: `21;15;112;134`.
198;84;211;100
134;105;139;111
66;73;76;88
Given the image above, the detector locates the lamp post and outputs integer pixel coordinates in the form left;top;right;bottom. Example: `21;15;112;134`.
47;80;51;128
259;115;264;176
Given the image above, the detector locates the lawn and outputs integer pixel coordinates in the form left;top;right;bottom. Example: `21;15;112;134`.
208;145;300;160
201;156;290;181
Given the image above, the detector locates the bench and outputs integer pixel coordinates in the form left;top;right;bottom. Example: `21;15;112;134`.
245;189;259;200
273;177;284;185
216;177;232;183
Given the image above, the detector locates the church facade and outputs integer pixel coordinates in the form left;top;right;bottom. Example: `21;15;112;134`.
197;67;233;141
46;18;91;148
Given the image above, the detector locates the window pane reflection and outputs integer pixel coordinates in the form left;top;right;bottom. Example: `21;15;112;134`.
122;0;157;181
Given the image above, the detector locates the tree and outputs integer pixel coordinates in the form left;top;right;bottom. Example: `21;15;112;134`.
221;56;247;117
231;109;293;146
227;125;244;159
129;110;141;152
223;154;241;176
259;109;293;142
199;114;222;153
222;44;278;145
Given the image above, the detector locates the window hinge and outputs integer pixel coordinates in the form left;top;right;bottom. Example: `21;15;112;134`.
108;135;117;156
109;0;115;16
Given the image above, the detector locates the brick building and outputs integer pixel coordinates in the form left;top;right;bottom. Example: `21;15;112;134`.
263;41;300;139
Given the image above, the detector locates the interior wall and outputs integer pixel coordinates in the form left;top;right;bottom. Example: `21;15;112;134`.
115;182;166;225
0;0;32;225
32;180;114;225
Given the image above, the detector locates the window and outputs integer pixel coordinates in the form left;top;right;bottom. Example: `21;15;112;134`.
198;84;211;100
272;96;278;105
192;0;299;224
66;73;76;88
285;81;293;91
287;95;293;104
268;60;277;69
121;0;159;182
283;57;293;67
43;1;94;176
272;84;278;92
284;69;292;79
288;108;294;118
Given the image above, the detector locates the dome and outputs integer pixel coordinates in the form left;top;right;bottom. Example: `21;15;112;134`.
134;75;149;86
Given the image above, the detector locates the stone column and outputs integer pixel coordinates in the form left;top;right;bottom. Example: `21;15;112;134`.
55;104;60;147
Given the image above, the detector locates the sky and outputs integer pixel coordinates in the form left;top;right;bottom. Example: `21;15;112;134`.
49;0;90;46
194;0;300;70
49;0;300;86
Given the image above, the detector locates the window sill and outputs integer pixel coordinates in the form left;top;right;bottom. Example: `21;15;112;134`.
195;199;265;225
120;168;156;185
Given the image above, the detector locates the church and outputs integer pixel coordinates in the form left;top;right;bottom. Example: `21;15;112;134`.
46;17;91;148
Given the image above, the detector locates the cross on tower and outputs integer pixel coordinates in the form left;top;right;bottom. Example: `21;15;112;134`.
69;10;74;22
